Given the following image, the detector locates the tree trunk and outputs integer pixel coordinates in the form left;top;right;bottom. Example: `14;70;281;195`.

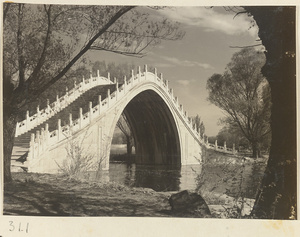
245;6;297;219
251;141;261;158
126;141;132;155
3;111;17;183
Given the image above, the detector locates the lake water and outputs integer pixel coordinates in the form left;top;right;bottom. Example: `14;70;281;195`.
91;159;266;199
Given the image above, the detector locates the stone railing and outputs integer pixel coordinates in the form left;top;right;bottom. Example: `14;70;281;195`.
15;71;113;137
27;66;207;161
205;140;238;155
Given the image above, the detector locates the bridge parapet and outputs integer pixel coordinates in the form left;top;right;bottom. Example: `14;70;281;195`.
15;72;113;137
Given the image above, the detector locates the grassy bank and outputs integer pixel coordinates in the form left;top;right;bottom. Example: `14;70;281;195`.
4;172;174;217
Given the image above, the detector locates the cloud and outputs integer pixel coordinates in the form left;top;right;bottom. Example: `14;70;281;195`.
177;79;194;86
158;7;258;37
158;55;213;69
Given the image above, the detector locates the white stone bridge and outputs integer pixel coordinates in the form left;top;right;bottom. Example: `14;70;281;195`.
12;66;231;173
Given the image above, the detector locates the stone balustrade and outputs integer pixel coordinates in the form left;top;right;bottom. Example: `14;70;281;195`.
15;71;113;137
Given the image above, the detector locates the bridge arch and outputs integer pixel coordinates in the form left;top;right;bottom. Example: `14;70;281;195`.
108;86;182;166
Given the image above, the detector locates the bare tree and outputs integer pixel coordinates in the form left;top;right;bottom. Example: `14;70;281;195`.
116;113;134;156
207;48;271;158
3;3;185;182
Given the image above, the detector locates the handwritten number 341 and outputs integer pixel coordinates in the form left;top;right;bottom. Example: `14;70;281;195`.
9;221;29;233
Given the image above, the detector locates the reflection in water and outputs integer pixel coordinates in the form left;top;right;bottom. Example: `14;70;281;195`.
91;160;265;197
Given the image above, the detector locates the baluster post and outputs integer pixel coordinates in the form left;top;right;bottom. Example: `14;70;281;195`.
170;88;174;99
79;108;83;129
116;82;119;99
108;72;111;82
98;95;102;115
175;97;179;106
41;128;45;151
45;123;49;145
124;76;127;92
30;133;35;159
69;114;73;128
138;66;141;82
131;70;134;86
107;89;110;106
154;68;158;82
57;119;61;141
144;65;147;80
37;105;40;123
26;110;30;130
215;140;218;150
89;101;93;123
56;95;60;110
36;130;40;156
160;73;163;86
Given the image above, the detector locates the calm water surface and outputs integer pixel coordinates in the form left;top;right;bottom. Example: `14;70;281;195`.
91;160;266;199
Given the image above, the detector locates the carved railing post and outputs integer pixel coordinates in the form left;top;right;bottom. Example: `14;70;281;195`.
107;89;110;106
45;123;49;145
26;110;30;130
131;70;134;85
69;113;72;127
116;82;119;100
144;65;147;80
36;105;40;123
36;130;40;157
56;95;60;110
29;133;35;159
170;88;174;99
108;72;111;82
89;101;93;123
138;66;141;82
175;97;179;106
98;95;102;115
123;76;127;91
57;119;61;141
79;108;83;129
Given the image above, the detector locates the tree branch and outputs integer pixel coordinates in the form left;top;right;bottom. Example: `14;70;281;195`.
30;6;135;98
229;44;262;49
26;5;53;88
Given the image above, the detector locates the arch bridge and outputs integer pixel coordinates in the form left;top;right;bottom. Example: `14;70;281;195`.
13;66;204;173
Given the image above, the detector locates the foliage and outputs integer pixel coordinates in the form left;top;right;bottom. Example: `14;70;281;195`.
195;150;266;218
57;134;95;180
116;113;134;156
191;114;205;138
207;48;271;158
216;125;250;151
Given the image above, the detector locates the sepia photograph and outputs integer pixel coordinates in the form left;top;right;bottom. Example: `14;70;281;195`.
1;0;298;236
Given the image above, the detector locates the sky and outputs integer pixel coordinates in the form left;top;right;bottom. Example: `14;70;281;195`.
87;6;262;136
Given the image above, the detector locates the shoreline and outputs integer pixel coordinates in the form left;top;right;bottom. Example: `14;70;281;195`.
4;172;254;218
